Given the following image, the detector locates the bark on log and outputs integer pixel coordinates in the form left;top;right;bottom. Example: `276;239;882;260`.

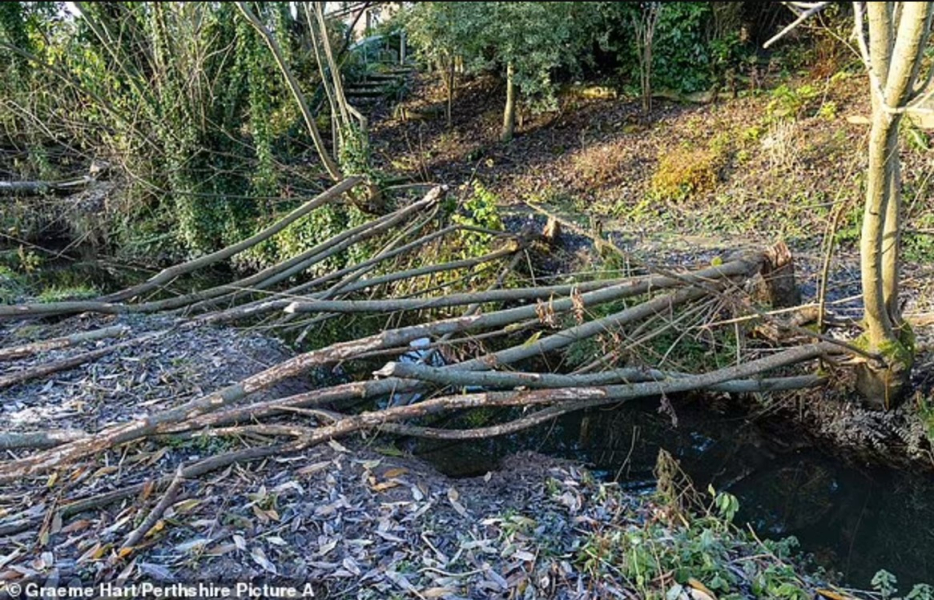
0;329;169;391
0;177;94;196
0;325;128;361
755;240;802;308
376;362;824;394
0;430;89;450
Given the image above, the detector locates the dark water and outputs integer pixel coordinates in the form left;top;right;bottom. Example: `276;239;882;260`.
411;397;934;588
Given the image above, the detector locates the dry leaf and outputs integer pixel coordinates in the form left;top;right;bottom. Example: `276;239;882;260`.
372;481;400;492
172;499;201;514
297;461;330;477
250;547;277;575
61;519;90;534
328;439;350;453
205;543;238;557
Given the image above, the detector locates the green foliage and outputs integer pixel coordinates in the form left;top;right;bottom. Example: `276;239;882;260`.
874;570;900;600
37;284;99;303
0;1;351;264
0;266;27;304
766;83;823;122
650;3;717;94
650;145;723;202
578;509;811;599
867;570;934;600
451;181;504;260
402;3;601;113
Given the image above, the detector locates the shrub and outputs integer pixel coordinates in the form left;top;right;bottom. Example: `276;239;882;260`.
650;145;724;202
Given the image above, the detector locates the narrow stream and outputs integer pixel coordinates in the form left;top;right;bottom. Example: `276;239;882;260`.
412;398;934;588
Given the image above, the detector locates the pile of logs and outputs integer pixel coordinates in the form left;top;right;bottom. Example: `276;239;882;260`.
0;178;843;542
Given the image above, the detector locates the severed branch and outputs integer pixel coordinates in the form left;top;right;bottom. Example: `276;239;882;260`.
0;325;129;361
119;464;185;553
763;2;831;49
0;329;170;391
375;361;824;394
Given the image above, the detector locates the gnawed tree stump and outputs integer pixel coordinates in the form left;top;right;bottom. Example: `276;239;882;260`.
751;240;801;308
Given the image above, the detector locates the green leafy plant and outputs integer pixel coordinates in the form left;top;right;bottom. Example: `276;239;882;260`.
37;284;99;303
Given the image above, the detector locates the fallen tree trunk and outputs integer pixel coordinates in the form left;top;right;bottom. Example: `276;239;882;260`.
0;329;169;391
0;176;94;196
0;429;89;450
376;361;824;393
0;325;129;361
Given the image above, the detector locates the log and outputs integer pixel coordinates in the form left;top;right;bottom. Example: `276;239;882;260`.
0;329;169;391
0;430;89;450
0;325;129;361
375;362;824;394
0;300;129;320
0;176;94;196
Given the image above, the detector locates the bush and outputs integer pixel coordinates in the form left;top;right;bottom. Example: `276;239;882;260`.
650;144;725;202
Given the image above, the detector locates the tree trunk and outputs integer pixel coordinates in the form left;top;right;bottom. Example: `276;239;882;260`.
858;112;911;408
501;61;516;142
446;56;455;129
855;1;932;408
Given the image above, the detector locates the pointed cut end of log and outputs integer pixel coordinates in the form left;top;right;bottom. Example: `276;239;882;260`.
284;302;299;314
373;362;398;378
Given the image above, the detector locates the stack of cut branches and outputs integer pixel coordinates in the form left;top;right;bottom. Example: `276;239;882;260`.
0;179;841;560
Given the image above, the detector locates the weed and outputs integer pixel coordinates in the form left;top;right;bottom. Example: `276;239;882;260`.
0;266;27;304
37;284;98;303
762;120;800;172
451;181;504;260
870;570;934;600
818;101;838;121
766;83;822;122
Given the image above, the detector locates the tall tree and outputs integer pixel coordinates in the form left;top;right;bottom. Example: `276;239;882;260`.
853;1;933;407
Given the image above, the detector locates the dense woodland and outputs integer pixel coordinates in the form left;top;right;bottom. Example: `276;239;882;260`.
1;2;934;598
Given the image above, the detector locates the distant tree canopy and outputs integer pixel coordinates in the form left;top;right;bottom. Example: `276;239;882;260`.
398;2;764;112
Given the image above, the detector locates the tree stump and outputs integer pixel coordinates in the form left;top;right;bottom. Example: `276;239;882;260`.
753;241;801;308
